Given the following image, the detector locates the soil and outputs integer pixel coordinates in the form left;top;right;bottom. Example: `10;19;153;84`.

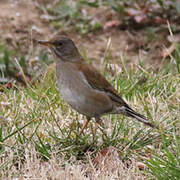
0;0;175;72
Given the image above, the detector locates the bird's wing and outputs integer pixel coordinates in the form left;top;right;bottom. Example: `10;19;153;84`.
77;63;129;108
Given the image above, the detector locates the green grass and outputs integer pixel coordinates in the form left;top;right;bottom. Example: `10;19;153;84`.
0;46;179;179
44;0;180;35
46;0;102;34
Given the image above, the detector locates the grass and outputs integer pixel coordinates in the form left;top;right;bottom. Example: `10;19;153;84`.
43;0;180;35
0;43;179;179
46;0;102;34
0;0;179;178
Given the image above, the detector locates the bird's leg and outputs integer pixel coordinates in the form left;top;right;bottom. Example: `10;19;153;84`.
95;117;104;127
95;117;109;137
93;117;104;135
80;117;91;135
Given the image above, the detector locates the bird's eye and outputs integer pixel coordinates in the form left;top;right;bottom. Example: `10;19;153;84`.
58;42;63;46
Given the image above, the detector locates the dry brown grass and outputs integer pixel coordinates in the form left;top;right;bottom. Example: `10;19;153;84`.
1;144;147;180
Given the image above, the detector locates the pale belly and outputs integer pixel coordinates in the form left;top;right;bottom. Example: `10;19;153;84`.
59;85;86;111
57;72;113;117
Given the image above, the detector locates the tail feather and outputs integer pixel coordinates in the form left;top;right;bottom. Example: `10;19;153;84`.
125;107;156;128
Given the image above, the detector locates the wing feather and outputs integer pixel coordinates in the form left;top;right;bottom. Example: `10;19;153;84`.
77;63;129;107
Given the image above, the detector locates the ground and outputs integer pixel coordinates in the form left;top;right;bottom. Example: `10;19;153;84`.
0;0;179;179
0;0;172;70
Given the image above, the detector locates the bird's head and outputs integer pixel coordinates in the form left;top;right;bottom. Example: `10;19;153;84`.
38;36;82;63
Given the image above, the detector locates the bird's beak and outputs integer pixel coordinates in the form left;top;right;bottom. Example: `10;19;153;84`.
37;40;53;47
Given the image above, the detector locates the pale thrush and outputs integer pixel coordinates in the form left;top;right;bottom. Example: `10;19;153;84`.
38;36;156;133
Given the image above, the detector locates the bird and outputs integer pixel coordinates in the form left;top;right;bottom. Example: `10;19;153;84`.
37;35;156;134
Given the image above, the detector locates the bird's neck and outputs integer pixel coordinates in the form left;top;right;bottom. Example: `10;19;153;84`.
56;57;83;69
56;55;83;64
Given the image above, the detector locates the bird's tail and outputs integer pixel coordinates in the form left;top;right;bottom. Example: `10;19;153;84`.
125;107;156;128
